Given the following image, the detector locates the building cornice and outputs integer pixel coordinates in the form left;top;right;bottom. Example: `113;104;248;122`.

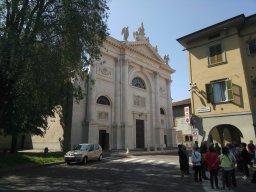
177;14;247;48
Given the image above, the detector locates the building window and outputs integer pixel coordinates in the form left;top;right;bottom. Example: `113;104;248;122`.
173;118;177;127
160;108;165;115
184;135;193;142
132;77;146;89
208;43;226;65
247;40;256;55
96;96;110;105
205;79;233;104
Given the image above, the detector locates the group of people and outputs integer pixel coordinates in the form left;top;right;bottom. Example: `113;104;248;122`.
178;140;256;190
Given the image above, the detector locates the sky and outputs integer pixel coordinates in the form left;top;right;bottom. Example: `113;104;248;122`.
106;0;256;102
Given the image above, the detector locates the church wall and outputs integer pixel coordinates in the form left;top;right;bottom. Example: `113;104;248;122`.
31;112;63;151
70;97;86;146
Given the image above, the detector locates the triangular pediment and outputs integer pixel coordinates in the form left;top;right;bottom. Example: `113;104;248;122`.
125;41;164;63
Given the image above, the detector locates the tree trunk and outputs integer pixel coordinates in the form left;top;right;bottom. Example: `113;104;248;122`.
63;83;73;152
11;134;18;153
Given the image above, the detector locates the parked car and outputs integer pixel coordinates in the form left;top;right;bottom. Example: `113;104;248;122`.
64;143;103;165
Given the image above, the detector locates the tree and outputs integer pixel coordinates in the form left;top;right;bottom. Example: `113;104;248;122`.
0;0;109;152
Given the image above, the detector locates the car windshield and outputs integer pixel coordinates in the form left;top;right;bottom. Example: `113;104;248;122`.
74;144;90;151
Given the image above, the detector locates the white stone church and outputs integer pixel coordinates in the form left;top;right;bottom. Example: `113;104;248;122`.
70;24;176;150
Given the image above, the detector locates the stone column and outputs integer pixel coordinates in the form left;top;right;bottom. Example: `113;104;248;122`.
88;65;97;122
83;64;97;143
166;79;172;128
166;78;176;147
114;59;121;149
121;59;128;149
154;72;160;147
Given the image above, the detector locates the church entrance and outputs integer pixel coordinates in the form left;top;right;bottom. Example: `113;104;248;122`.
136;119;145;148
99;130;109;150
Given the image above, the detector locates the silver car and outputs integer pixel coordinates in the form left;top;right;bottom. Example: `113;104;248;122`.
64;143;103;165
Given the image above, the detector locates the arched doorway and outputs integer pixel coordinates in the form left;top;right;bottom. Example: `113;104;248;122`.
209;124;243;147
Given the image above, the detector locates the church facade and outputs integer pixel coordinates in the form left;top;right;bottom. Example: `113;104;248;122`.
70;24;176;150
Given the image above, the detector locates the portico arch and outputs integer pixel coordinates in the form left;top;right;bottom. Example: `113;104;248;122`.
208;124;243;147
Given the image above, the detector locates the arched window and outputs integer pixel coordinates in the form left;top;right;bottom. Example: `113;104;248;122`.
132;77;146;89
160;108;165;115
96;96;110;105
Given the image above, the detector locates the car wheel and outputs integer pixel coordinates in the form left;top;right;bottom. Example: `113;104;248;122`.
98;154;103;161
82;157;88;165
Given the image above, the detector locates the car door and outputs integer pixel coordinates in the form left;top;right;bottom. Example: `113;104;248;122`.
87;144;95;161
93;144;101;159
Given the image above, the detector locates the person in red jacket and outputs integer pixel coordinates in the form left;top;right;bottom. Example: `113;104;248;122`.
205;145;220;189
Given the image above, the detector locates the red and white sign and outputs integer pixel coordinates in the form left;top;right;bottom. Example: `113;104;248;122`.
192;129;199;136
184;106;190;124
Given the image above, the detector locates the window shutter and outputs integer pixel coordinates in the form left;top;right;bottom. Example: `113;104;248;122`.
205;83;213;103
216;44;223;63
209;46;216;64
208;44;224;65
226;79;233;101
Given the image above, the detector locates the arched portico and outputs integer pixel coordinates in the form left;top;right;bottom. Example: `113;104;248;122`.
208;124;243;147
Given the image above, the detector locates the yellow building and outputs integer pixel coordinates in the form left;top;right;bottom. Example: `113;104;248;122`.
177;14;256;146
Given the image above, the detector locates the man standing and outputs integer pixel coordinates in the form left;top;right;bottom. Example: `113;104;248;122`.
200;141;209;180
241;143;251;179
248;140;255;166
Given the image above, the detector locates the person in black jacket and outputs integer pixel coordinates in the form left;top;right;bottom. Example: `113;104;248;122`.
200;141;209;180
241;143;251;179
248;140;255;166
178;144;189;178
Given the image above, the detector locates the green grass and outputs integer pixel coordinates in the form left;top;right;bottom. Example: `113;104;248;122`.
0;152;64;171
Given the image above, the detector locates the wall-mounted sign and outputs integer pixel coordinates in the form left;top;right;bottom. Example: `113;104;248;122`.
184;106;190;124
197;106;211;113
191;128;198;136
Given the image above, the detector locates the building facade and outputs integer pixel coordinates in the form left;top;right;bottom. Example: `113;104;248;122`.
70;24;176;150
172;99;194;148
177;14;256;146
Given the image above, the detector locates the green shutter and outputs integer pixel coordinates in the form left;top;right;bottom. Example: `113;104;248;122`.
205;83;213;103
209;46;216;64
216;44;223;63
226;79;233;101
209;46;215;57
209;44;224;64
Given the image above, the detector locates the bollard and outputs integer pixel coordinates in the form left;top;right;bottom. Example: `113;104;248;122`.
126;146;129;154
147;144;150;152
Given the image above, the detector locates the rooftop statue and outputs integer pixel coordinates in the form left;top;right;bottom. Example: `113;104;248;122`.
133;22;148;41
121;26;129;41
155;45;158;52
163;54;170;65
